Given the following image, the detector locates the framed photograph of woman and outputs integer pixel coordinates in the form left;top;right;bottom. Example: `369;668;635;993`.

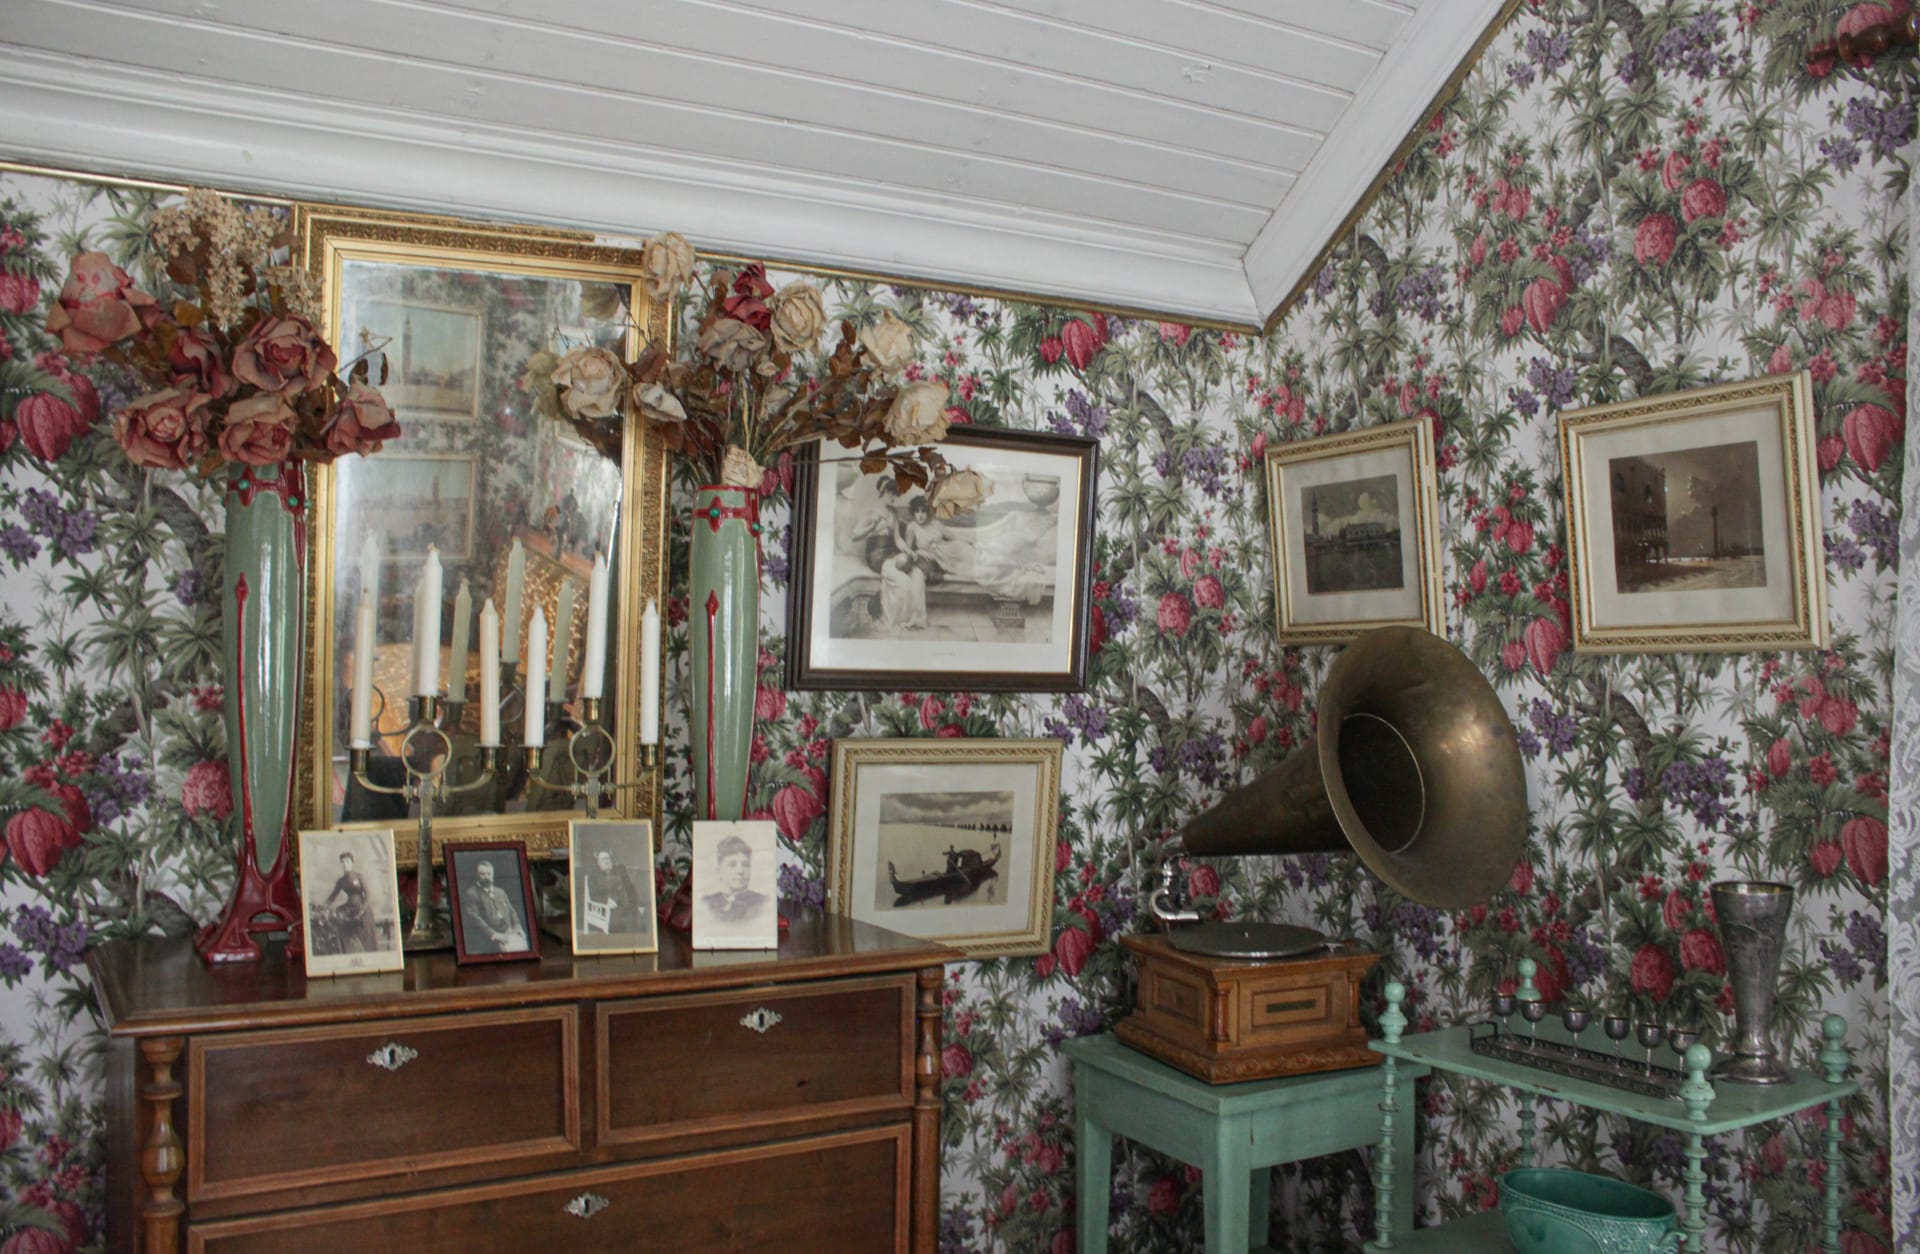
827;739;1062;958
568;819;658;956
297;828;404;978
1560;371;1826;652
787;427;1099;692
690;821;780;950
446;841;540;964
1262;418;1444;644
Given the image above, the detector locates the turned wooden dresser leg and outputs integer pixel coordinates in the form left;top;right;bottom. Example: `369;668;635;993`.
912;966;944;1254
137;1035;186;1254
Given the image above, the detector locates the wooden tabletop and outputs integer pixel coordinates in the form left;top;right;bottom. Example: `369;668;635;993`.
88;911;960;1037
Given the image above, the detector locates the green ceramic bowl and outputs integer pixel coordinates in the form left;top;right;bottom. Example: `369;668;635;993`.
1499;1168;1678;1254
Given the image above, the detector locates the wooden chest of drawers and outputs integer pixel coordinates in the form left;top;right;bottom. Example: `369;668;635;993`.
88;914;957;1253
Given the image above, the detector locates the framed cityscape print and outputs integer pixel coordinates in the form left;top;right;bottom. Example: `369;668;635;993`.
568;818;658;957
1262;417;1443;644
354;298;483;419
787;427;1098;692
1560;371;1826;652
827;738;1061;958
297;827;404;978
445;840;539;965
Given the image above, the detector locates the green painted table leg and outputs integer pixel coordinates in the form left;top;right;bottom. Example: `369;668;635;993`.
1388;1080;1416;1235
1248;1167;1270;1250
1679;1045;1714;1252
1203;1131;1252;1252
1517;1090;1536;1167
1077;1109;1112;1254
1819;1014;1850;1254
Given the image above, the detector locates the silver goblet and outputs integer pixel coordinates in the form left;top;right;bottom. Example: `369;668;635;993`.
1603;1014;1631;1061
1562;1007;1591;1052
1667;1028;1700;1067
1493;992;1517;1036
1521;999;1547;1048
1636;1022;1666;1071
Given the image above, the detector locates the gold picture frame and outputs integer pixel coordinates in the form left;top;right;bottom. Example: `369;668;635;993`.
827;739;1061;958
1560;371;1826;653
1263;418;1444;644
292;204;671;859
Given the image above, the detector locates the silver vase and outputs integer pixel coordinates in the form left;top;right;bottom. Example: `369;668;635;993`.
1709;880;1794;1085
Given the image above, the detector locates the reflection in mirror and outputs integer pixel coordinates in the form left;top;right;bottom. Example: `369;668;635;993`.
297;210;666;857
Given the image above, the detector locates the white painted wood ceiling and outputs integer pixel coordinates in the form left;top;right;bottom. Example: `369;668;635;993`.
0;0;1507;327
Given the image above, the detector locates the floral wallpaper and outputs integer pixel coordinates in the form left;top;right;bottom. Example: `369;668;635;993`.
0;0;1911;1251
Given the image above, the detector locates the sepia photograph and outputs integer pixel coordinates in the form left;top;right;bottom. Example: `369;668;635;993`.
1301;472;1406;595
298;827;404;977
446;841;539;964
1561;371;1825;653
568;819;657;956
691;821;780;950
873;789;1013;912
335;452;478;561
354;297;483;419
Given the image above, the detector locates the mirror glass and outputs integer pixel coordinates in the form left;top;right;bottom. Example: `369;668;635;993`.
296;209;667;856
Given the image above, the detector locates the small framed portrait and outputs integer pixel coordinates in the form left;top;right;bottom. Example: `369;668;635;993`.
1262;417;1444;644
690;821;780;951
446;841;540;964
568;819;658;957
297;828;404;978
787;426;1099;692
1560;371;1826;652
828;739;1062;958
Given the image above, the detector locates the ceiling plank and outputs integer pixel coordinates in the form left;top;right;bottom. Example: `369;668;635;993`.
984;0;1405;65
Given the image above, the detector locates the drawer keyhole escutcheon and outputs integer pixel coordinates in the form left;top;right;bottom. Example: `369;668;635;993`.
564;1192;610;1220
365;1042;418;1072
740;1007;783;1034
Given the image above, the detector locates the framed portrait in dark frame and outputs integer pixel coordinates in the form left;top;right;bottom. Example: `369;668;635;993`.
446;840;540;964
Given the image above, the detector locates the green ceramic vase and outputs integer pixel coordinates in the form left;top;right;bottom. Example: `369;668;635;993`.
688;485;761;821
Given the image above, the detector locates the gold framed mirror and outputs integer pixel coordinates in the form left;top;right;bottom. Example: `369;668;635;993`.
293;205;669;858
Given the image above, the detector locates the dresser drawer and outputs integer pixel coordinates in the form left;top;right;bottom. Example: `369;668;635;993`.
188;1007;578;1201
596;974;912;1146
187;1124;909;1253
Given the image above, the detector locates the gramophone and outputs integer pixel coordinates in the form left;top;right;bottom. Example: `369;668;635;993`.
1118;625;1528;1083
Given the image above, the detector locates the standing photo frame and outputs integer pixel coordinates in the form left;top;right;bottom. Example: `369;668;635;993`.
1262;417;1444;644
297;828;404;978
446;840;540;964
828;738;1062;958
1560;371;1826;653
690;821;780;951
787;427;1098;692
568;818;658;956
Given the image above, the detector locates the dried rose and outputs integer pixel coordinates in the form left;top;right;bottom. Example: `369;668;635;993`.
722;263;775;332
857;310;914;376
323;382;402;457
699;318;767;374
927;467;991;519
114;387;211;470
766;281;827;355
217;393;297;465
632;382;687;424
552;347;629;420
44;252;159;356
883;380;951;446
168;325;232;398
721;446;765;490
232;314;337;396
639;231;696;300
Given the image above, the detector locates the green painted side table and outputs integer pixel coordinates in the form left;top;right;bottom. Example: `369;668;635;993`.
1065;1033;1428;1252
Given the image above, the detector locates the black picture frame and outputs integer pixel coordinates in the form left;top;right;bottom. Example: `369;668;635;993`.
786;426;1098;692
445;840;540;964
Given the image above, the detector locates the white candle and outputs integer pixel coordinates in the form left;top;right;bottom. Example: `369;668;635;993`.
408;588;423;696
350;589;374;748
479;598;501;746
359;532;381;619
447;580;472;703
550;578;576;695
502;538;526;664
581;553;610;700
639;598;661;745
523;608;548;746
415;546;443;697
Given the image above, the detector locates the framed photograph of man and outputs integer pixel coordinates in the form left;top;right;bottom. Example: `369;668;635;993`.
828;739;1062;958
297;828;404;978
446;841;540;964
787;427;1099;692
690;821;779;950
568;819;658;956
1560;371;1826;652
1263;418;1443;644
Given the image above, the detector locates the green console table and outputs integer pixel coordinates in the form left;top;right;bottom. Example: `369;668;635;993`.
1066;1033;1428;1252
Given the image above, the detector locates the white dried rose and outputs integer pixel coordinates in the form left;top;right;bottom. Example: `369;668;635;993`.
640;231;697;300
698;317;768;374
632;382;687;424
721;446;765;490
883;380;951;447
767;282;828;355
551;347;628;421
927;468;992;519
857;310;915;376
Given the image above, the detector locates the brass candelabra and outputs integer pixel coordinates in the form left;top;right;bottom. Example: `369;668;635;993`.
525;697;661;819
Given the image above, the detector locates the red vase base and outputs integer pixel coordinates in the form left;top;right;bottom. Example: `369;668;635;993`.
194;836;300;964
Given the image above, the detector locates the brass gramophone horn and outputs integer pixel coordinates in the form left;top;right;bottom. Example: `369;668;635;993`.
1179;625;1528;910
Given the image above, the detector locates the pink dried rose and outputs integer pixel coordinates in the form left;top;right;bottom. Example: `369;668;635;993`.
857;311;915;376
216;393;297;466
44;251;158;355
721;446;765;490
697;317;767;374
766;281;827;355
113;387;211;470
720;263;775;332
322;381;401;458
181;758;233;821
167;325;231;398
552;347;628;421
232;314;336;396
883;380;952;447
16;373;99;462
638;231;696;300
927;468;991;519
